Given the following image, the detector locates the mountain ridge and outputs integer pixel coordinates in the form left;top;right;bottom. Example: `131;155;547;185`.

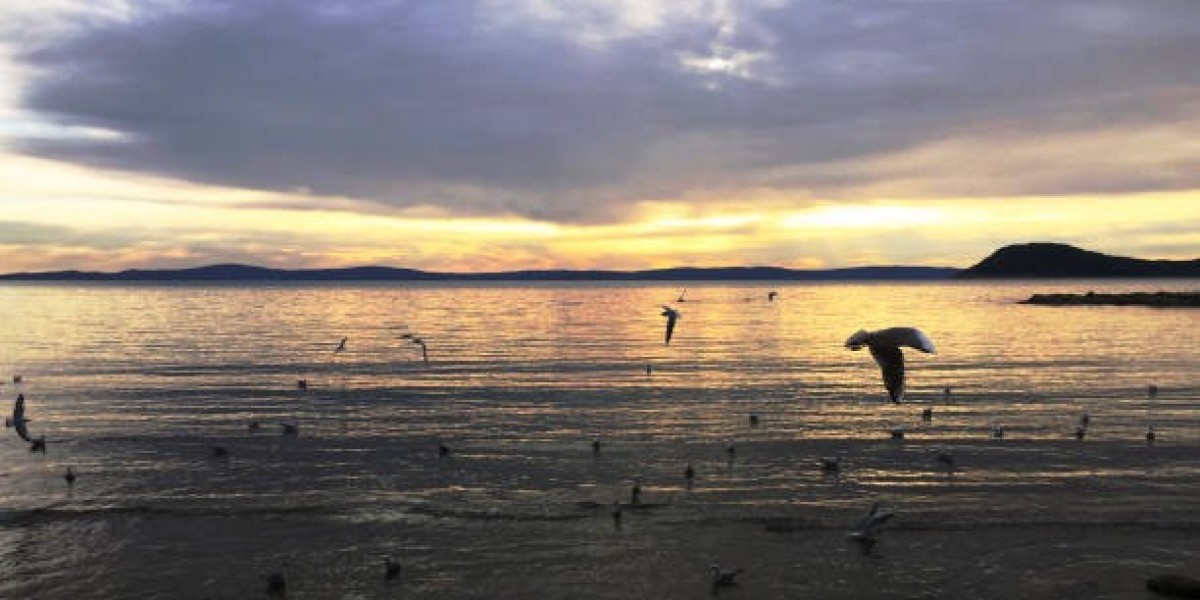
0;263;959;282
957;242;1200;278
3;243;1197;281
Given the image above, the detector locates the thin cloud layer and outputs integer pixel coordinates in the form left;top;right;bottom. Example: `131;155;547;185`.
10;0;1200;223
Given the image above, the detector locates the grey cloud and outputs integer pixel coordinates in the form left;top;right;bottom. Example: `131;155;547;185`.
12;0;1200;222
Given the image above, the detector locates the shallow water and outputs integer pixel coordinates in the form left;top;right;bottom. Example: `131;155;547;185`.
0;280;1197;599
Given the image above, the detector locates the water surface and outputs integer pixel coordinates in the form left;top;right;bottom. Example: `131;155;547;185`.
0;281;1197;599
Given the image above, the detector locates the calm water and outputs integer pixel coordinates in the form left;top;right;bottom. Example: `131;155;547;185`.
0;280;1197;599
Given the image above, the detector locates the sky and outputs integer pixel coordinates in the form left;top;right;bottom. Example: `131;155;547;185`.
1;0;1198;273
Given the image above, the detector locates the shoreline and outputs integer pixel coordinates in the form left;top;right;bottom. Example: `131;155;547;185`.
1021;291;1200;307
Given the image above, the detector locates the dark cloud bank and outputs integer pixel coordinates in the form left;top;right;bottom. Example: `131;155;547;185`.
15;0;1200;221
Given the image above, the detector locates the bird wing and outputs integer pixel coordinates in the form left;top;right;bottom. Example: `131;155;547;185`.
873;327;935;353
13;416;31;442
869;344;906;403
664;313;677;344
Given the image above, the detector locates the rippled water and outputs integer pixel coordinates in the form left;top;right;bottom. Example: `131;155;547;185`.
0;280;1197;599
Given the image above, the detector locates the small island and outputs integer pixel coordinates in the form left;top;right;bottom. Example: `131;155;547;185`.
1021;291;1200;307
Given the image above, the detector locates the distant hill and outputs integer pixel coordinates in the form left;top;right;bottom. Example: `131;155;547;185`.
0;264;960;282
957;243;1200;279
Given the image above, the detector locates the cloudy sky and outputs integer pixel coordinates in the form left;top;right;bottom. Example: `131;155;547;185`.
1;0;1198;272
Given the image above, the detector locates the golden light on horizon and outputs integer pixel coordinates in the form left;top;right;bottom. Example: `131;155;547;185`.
1;152;1199;273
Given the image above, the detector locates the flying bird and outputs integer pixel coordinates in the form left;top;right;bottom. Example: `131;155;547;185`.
334;337;347;353
677;288;688;302
9;393;45;451
849;503;894;542
846;327;936;403
660;306;680;345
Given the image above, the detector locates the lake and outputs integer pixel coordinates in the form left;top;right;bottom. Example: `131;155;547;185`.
1;280;1197;599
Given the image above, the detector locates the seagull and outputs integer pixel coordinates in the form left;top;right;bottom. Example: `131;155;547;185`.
248;421;261;434
820;457;840;475
296;379;307;390
265;565;288;596
1148;384;1158;399
212;446;230;458
1079;412;1091;430
280;422;299;436
592;438;602;455
64;466;76;486
12;374;22;384
935;451;955;473
10;393;45;451
767;291;778;302
684;463;695;487
921;407;933;421
890;427;905;440
725;443;736;462
645;363;653;376
992;425;1005;439
1074;426;1086;440
611;500;623;527
677;288;688;303
748;413;759;427
845;328;936;403
849;503;895;542
710;564;744;589
1146;425;1156;444
411;337;429;364
384;556;402;581
9;393;31;439
334;337;347;353
438;443;450;458
661;306;681;345
630;480;642;505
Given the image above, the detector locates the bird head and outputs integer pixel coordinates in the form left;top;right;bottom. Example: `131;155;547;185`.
845;329;871;350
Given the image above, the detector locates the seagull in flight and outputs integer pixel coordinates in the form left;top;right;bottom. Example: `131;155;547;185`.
661;306;680;345
334;337;347;353
9;393;45;451
849;503;895;542
846;327;936;403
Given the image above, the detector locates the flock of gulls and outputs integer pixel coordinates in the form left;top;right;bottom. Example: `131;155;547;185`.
3;288;1168;597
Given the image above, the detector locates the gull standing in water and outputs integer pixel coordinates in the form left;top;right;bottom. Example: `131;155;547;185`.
710;564;744;591
660;306;680;345
334;337;347;353
411;337;429;364
383;556;402;580
846;328;936;403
